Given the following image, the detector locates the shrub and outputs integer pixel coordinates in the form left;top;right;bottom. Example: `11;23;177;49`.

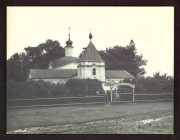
85;79;105;95
7;79;105;99
134;74;174;94
7;80;38;99
65;79;88;96
65;79;105;96
51;83;66;97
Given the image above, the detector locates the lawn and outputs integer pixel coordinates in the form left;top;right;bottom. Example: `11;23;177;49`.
7;101;173;134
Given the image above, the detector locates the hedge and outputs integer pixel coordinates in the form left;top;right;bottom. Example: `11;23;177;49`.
65;79;105;96
7;79;105;99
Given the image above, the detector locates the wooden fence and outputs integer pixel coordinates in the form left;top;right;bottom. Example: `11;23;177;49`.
7;96;105;109
7;93;173;108
110;92;173;103
134;93;174;102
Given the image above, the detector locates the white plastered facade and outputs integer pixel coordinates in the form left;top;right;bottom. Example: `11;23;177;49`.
77;61;105;81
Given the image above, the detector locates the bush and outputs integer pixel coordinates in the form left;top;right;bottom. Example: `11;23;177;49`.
134;73;174;94
7;80;64;99
7;79;105;99
7;80;34;99
65;79;88;96
51;83;66;97
85;79;105;96
65;79;105;96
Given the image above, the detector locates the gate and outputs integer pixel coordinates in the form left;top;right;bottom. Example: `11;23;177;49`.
105;82;135;103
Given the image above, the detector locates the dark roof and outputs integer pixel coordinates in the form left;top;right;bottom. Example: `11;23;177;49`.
80;42;104;62
105;70;134;79
29;69;134;79
29;69;77;79
49;56;79;69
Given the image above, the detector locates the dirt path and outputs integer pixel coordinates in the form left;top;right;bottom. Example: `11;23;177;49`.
7;101;173;133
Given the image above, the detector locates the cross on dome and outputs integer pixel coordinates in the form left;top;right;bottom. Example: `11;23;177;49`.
66;27;73;46
68;27;71;40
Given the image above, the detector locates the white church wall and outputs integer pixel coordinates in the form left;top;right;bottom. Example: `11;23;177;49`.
31;79;67;84
65;47;73;57
78;61;105;81
55;62;78;69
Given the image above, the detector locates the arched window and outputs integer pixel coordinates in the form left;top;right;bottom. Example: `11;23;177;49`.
92;68;96;75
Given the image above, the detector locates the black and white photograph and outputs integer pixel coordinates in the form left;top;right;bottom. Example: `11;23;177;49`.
6;7;174;134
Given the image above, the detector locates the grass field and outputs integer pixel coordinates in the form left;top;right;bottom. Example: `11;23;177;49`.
7;101;173;134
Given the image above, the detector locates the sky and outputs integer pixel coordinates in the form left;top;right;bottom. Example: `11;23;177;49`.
7;7;174;76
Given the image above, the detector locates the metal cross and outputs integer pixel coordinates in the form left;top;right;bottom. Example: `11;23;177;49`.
68;27;71;34
68;27;71;39
89;28;92;33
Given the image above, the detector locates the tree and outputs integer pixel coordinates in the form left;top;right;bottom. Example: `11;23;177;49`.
24;39;64;69
99;40;147;77
7;39;64;81
7;53;26;81
134;72;174;93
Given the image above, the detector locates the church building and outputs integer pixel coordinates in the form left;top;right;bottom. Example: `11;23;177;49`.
28;31;134;88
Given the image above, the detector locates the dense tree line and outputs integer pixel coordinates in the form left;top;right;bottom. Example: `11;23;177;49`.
99;40;147;77
135;72;173;93
7;39;64;81
7;79;105;99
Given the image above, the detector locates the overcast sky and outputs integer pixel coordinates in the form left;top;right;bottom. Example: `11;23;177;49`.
7;7;174;76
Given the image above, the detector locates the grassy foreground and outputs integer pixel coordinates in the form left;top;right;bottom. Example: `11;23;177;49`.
8;111;173;134
7;102;173;134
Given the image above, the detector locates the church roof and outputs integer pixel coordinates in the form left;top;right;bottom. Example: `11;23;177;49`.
80;42;104;62
29;69;133;79
49;56;80;69
105;70;134;79
29;69;77;79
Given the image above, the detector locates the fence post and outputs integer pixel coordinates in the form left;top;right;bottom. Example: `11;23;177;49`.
132;88;135;103
115;87;117;101
104;93;107;104
110;91;113;103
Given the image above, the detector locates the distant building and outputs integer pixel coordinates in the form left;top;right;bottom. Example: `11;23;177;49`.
28;32;134;87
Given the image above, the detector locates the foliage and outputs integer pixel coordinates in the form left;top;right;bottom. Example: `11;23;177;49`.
7;39;64;81
99;40;147;77
135;72;174;93
7;80;65;99
7;79;105;99
85;79;105;96
65;79;105;96
65;79;88;96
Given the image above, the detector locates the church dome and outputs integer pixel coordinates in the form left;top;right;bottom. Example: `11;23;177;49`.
89;33;93;40
66;39;73;46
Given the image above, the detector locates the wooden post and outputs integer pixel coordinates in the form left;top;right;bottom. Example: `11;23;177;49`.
132;87;135;103
115;87;117;101
110;91;112;103
104;93;106;104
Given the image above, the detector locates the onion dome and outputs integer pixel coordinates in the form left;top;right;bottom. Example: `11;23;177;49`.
65;27;73;47
89;33;93;41
66;39;73;46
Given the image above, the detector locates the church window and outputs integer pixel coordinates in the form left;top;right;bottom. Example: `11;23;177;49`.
92;68;96;75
